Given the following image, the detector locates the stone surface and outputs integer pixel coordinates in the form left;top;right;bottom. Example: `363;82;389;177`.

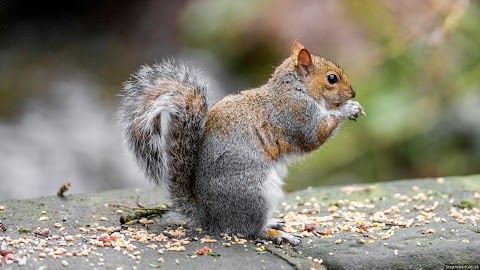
0;188;313;269
0;175;478;269
290;175;480;270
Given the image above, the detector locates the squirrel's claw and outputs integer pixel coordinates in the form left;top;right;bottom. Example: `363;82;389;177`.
274;233;303;246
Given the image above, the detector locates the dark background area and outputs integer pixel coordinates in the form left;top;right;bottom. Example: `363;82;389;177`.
1;0;479;199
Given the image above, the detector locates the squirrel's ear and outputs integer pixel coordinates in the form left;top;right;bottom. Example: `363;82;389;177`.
291;40;312;79
297;49;312;79
291;40;305;57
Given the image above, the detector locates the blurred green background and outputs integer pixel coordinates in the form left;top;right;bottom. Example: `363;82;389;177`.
0;0;479;198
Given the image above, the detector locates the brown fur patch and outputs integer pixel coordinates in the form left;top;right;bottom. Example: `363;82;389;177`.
204;104;230;138
316;118;339;145
205;89;303;161
205;90;261;137
133;114;144;141
257;127;296;161
144;79;174;107
153;115;161;132
265;228;283;240
185;90;207;115
268;137;296;160
306;78;326;101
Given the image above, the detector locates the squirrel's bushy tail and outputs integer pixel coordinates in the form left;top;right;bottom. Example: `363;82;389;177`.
118;60;208;215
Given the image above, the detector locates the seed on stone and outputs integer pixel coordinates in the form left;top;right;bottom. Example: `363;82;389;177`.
65;235;74;241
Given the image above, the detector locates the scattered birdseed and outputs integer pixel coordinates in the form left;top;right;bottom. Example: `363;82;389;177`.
166;246;185;252
200;237;217;243
303;224;315;232
0;179;478;268
195;246;212;255
255;245;268;254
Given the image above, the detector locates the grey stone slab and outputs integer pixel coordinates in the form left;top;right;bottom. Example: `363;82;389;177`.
288;175;480;270
0;175;479;269
0;189;304;269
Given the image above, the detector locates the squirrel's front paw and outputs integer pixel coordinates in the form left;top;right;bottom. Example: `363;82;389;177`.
338;100;366;121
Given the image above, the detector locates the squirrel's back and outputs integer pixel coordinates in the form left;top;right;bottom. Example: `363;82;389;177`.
118;60;208;216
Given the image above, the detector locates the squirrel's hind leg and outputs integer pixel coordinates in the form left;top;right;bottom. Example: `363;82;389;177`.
262;228;303;246
155;211;190;229
266;218;285;230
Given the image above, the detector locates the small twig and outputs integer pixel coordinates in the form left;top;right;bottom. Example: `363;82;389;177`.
106;203;145;210
106;203;165;212
136;195;145;208
57;182;71;197
121;205;170;224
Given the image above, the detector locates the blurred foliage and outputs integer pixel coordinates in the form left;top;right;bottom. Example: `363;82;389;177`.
180;0;279;85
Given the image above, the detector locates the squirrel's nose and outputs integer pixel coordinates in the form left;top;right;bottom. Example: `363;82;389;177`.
351;89;356;98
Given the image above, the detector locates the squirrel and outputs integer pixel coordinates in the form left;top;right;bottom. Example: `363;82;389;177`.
118;40;365;245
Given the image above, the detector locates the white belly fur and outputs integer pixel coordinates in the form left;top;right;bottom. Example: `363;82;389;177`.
263;161;288;223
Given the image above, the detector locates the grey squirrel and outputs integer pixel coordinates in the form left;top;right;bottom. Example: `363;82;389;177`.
118;41;365;245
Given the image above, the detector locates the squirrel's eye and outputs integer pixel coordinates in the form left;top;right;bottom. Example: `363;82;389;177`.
327;74;338;84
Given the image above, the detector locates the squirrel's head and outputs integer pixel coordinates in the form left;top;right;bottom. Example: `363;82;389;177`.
291;40;356;109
